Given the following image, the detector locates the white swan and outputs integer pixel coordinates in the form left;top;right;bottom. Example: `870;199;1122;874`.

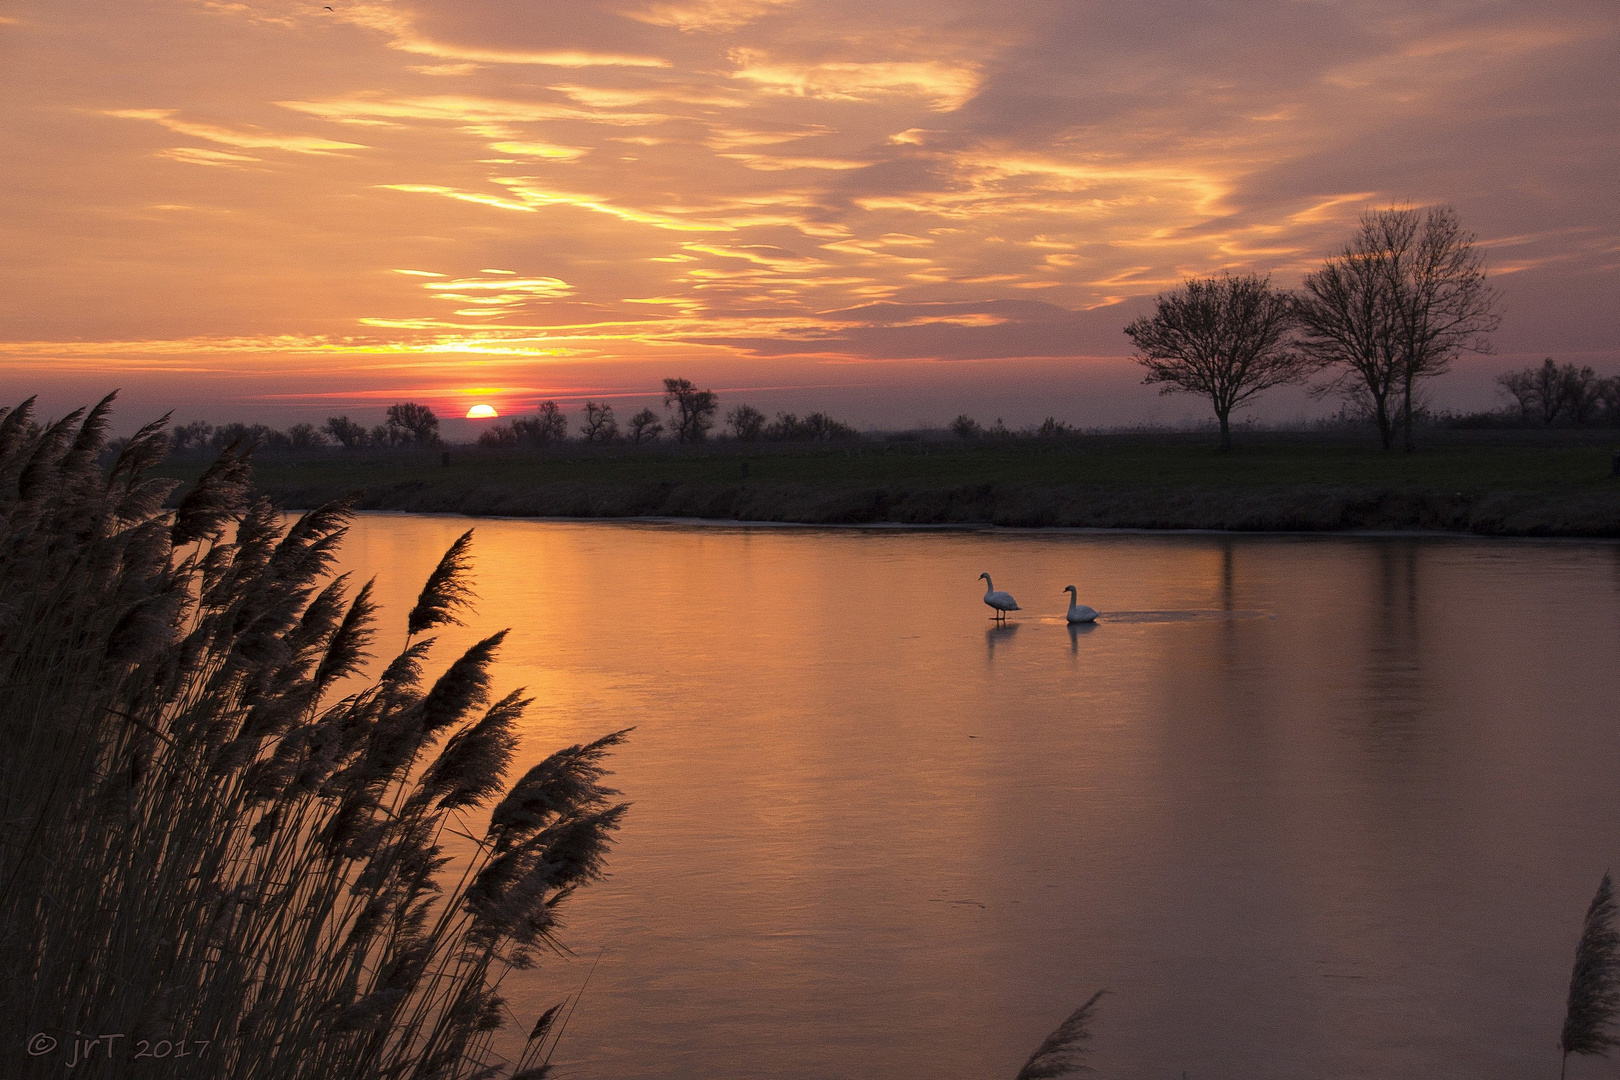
1063;585;1099;624
979;572;1020;622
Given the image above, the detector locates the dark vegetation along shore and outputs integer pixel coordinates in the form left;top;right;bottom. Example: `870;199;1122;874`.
156;429;1620;538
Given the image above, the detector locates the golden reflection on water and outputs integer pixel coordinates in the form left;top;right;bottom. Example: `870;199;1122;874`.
329;518;1620;1080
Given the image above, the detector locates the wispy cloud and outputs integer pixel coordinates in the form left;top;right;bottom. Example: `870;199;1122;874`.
333;2;670;68
107;108;366;153
621;0;799;33
420;273;575;317
278;93;668;128
381;180;728;231
157;146;262;166
727;49;981;110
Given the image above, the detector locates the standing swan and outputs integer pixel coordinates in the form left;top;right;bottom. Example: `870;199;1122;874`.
979;572;1020;622
1063;585;1099;624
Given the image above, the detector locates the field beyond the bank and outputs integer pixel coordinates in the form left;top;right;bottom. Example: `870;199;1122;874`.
156;430;1620;537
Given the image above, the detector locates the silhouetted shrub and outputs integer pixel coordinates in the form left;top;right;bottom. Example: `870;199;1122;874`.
170;419;214;452
627;408;663;444
1498;358;1606;427
727;404;765;441
764;411;857;441
512;401;569;446
325;415;368;448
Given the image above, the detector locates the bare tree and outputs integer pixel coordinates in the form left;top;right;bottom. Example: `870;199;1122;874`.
1296;234;1401;448
626;408;663;445
1564;364;1601;425
1596;376;1620;428
764;411;857;441
662;378;718;443
802;412;857;440
324;415;367;449
1299;207;1498;451
209;421;275;452
1498;358;1602;426
1507;358;1568;426
510;400;568;446
1384;207;1500;449
726;403;765;441
170;420;214;453
1124;274;1305;451
476;423;518;449
386;401;441;447
284;422;328;451
1495;367;1541;424
580;400;618;442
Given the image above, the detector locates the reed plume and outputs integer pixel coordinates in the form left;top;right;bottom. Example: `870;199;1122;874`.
0;394;627;1079
1014;990;1106;1080
1562;872;1620;1078
410;528;477;636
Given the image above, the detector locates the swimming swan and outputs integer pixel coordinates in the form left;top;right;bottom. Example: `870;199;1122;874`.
979;572;1020;622
1063;585;1099;624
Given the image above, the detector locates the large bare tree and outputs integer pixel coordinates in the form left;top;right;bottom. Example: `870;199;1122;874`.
1298;206;1499;451
385;400;441;447
1124;274;1305;451
662;377;718;443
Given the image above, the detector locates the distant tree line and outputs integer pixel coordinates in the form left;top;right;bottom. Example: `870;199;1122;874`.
1495;358;1620;428
166;376;871;456
948;415;1076;441
169;402;444;454
475;378;861;449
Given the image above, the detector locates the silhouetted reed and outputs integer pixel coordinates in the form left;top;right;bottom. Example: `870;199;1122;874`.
1014;990;1105;1079
1562;872;1620;1078
0;394;627;1078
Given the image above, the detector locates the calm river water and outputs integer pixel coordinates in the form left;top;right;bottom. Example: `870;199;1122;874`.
331;515;1620;1080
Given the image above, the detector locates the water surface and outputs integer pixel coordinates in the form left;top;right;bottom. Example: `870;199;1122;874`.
333;517;1620;1080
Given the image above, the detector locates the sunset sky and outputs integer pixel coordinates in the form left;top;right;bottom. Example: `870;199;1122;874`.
2;0;1616;432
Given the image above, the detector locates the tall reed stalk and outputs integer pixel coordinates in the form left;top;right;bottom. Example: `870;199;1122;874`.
1014;990;1105;1079
0;394;627;1079
1561;872;1620;1079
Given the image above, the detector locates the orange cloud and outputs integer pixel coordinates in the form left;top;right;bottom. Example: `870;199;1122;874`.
622;0;799;33
157;146;262;167
278;94;668;128
727;50;981;111
107;109;366;154
333;3;669;68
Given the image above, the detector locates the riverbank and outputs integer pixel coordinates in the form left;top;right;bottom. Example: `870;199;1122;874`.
156;433;1620;537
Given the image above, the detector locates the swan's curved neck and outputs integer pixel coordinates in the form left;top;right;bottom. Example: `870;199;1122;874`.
982;575;994;592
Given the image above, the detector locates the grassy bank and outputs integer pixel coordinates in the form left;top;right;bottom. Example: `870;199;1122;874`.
155;430;1620;536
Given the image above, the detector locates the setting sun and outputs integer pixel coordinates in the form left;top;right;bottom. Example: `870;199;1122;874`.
465;404;498;419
